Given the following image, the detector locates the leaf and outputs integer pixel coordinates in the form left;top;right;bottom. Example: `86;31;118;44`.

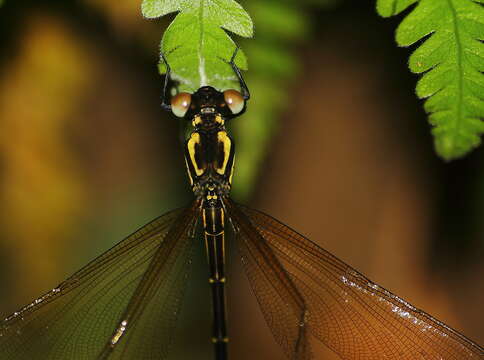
376;0;418;17
141;0;253;92
378;0;484;160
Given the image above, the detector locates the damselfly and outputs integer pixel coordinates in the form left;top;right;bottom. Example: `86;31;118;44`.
0;49;483;360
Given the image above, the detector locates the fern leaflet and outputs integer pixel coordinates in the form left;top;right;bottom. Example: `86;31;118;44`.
142;0;253;92
377;0;484;160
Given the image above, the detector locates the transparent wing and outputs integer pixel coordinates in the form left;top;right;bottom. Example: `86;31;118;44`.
0;201;200;360
226;199;483;360
225;199;311;360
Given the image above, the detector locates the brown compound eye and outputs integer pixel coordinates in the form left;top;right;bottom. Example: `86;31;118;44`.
171;92;192;117
223;89;244;114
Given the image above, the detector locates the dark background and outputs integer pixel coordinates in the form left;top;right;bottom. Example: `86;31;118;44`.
0;0;482;359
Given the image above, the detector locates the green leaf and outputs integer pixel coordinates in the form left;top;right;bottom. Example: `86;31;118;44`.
380;0;484;160
376;0;418;17
142;0;253;92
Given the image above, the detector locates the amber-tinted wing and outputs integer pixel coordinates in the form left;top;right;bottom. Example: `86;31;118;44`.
225;199;312;360
0;201;200;360
227;200;483;360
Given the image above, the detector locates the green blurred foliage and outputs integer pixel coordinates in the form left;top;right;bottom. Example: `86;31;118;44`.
231;0;307;199
249;1;307;40
232;0;339;199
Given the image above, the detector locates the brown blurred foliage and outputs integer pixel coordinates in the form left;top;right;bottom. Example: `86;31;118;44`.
230;44;484;358
0;9;181;312
0;15;90;298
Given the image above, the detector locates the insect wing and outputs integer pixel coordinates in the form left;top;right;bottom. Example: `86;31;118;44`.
231;202;483;360
0;203;199;360
224;199;312;360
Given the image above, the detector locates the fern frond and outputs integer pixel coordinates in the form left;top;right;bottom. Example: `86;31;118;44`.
142;0;253;92
377;0;484;160
377;0;418;16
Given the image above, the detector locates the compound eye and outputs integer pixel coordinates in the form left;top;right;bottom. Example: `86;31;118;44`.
171;92;191;117
223;89;244;114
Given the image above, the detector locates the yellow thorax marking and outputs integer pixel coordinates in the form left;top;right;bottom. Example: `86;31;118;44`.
206;194;218;200
187;132;204;176
192;114;224;127
216;131;231;176
215;115;224;125
192;115;202;127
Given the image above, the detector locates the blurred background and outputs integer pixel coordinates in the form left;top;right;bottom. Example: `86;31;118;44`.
0;0;482;359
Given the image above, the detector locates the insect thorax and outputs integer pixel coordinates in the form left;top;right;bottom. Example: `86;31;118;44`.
184;111;235;202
